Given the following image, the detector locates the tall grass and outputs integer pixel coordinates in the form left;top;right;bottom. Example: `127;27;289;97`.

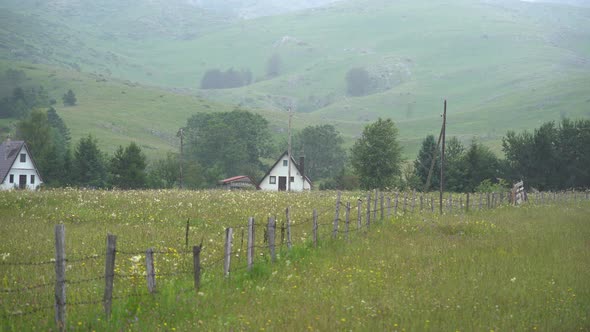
0;189;589;330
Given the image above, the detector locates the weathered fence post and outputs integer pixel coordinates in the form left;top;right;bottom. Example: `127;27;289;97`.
431;196;434;213
345;202;351;241
268;218;276;262
286;207;292;250
394;192;399;216
247;217;254;271
333;191;341;238
373;189;378;220
224;227;233;277
313;210;318;248
103;233;117;320
54;224;66;332
380;193;384;220
146;248;156;293
387;196;391;218
366;192;371;227
193;245;201;291
357;200;362;230
466;193;470;212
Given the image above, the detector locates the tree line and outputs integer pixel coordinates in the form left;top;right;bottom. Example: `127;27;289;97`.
11;104;589;191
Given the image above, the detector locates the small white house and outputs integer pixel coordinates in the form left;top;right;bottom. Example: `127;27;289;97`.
259;151;312;191
0;140;43;190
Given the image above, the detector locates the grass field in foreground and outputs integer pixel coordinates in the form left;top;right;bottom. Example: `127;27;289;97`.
0;190;589;331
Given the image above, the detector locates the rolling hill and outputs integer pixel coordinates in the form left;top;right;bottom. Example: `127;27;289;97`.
0;0;589;159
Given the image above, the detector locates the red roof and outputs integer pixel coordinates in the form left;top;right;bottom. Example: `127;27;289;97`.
220;175;251;183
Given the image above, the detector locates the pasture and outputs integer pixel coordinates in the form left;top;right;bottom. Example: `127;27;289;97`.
0;189;589;331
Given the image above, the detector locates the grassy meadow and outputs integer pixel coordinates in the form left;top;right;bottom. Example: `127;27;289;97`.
0;189;589;331
3;0;590;158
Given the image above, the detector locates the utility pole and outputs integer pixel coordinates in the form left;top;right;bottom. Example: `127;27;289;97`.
177;128;184;189
287;108;293;192
439;100;447;215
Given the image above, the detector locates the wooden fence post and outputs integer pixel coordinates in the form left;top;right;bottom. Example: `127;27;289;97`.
357;200;362;230
248;217;254;271
394;192;399;216
366;192;371;227
193;245;201;291
345;202;351;241
373;189;378;220
460;196;463;213
466;193;470;212
387;196;391;218
380;193;384;220
286;208;292;250
333;191;341;238
268;218;276;262
224;228;233;277
54;224;66;332
146;248;156;293
103;233;116;320
313;210;318;248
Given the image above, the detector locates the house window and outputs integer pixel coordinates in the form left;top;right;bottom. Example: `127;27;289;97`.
9;174;14;183
31;175;35;184
269;176;276;184
290;177;294;183
283;160;288;167
20;153;26;163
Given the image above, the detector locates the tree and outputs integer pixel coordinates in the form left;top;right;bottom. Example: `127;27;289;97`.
351;118;402;189
72;135;107;188
62;89;77;106
445;137;467;192
502;118;590;190
110;142;147;189
346;67;371;97
463;139;500;192
292;124;346;180
185;110;271;186
266;53;282;77
147;153;180;189
413;134;440;190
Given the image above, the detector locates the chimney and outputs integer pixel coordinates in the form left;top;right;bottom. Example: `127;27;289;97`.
299;156;305;178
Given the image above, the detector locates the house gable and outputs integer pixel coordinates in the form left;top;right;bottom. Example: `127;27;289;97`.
0;140;43;190
258;151;312;191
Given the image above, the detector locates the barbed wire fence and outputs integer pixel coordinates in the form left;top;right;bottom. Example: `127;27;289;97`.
1;188;587;329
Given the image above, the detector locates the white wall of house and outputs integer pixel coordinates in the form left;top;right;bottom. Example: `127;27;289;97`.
0;145;43;190
259;156;311;192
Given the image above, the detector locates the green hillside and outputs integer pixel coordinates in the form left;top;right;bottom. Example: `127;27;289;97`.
1;0;589;158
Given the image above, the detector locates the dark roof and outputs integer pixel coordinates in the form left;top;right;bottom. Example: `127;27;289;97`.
258;151;313;187
1;140;25;183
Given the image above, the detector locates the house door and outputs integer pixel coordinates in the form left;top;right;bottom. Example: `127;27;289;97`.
278;176;287;191
19;175;27;189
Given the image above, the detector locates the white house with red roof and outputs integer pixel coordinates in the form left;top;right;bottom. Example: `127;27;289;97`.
0;140;43;190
